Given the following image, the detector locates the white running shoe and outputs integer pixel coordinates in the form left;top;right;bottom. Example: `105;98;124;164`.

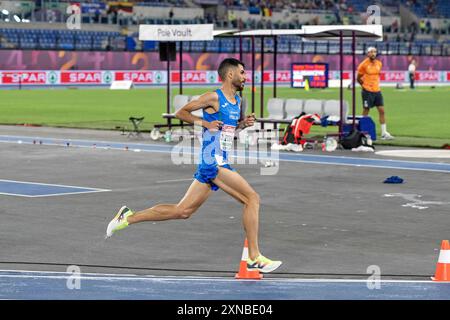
247;255;283;273
381;132;395;140
105;206;133;239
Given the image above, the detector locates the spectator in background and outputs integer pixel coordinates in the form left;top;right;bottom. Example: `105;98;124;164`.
419;19;426;33
228;10;237;25
425;20;432;34
408;59;416;89
169;8;174;23
333;1;341;24
427;1;435;15
357;47;394;140
403;32;409;42
392;19;399;33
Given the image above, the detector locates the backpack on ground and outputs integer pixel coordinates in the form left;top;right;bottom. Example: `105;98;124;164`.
340;129;374;150
281;112;320;145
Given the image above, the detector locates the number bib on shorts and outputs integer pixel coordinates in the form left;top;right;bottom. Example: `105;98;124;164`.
219;124;236;152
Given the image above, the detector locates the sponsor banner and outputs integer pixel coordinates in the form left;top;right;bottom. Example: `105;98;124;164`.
263;71;291;83
139;24;214;41
0;70;449;86
60;71;104;84
380;71;406;82
115;71;154;84
171;71;210;83
416;71;439;81
0;71;47;84
329;71;351;80
114;71;166;84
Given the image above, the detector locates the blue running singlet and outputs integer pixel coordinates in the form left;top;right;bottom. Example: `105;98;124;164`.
193;89;241;191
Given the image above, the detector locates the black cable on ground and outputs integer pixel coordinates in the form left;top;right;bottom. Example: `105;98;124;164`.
0;261;431;279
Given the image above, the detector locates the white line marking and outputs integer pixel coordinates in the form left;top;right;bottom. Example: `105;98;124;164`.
0;179;110;197
3;134;450;166
155;178;193;184
0;269;438;284
0;190;110;198
0;135;174;150
1;135;450;173
0;179;110;191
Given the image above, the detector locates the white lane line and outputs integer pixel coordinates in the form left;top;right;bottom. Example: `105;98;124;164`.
155;178;193;184
0;179;110;197
0;179;110;191
0;190;110;198
0;270;438;284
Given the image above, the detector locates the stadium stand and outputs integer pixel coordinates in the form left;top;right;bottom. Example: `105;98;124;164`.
0;0;448;55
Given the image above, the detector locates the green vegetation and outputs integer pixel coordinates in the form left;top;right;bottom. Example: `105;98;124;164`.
0;86;449;147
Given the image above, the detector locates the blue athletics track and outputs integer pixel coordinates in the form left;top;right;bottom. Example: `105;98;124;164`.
0;126;449;300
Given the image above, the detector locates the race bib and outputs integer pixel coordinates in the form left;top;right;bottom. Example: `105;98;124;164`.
219;124;236;152
214;154;227;166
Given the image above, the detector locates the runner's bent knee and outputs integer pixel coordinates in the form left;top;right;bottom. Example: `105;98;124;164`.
175;205;197;219
246;191;260;205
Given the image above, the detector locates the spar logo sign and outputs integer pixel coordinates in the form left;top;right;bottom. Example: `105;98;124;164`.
263;71;291;82
254;71;261;84
61;71;103;84
380;72;405;82
171;71;208;83
1;71;47;84
207;71;218;83
47;71;59;85
154;71;163;84
183;71;206;83
115;71;154;83
103;71;113;84
417;71;439;81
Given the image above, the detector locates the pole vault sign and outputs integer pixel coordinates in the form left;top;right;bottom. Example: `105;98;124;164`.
139;24;214;41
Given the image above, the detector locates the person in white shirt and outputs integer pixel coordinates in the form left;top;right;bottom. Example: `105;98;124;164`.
408;59;416;89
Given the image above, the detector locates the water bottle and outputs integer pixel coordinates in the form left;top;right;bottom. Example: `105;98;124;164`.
164;130;172;143
244;133;249;150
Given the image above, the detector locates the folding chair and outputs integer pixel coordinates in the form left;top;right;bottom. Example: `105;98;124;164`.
128;116;144;138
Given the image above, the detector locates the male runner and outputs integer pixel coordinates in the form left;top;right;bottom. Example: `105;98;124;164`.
357;47;394;140
106;58;282;273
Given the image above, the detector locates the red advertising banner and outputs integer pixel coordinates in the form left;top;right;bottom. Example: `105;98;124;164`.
0;70;448;86
115;71;154;83
172;71;207;83
60;71;103;84
1;71;47;84
380;71;406;82
416;71;439;81
263;71;291;82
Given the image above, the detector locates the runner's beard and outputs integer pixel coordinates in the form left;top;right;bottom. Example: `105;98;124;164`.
235;81;245;91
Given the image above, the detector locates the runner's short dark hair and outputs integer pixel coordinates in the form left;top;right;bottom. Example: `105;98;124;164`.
218;58;245;80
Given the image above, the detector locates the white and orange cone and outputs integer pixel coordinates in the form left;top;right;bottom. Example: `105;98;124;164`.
235;238;263;280
432;240;450;282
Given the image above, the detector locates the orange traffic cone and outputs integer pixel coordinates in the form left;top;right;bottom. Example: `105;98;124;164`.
432;240;450;282
235;238;263;280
